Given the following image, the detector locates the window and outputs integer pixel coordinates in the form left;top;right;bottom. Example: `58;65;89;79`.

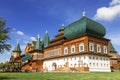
75;57;76;60
97;44;101;53
107;64;108;66
89;57;91;59
97;63;98;66
96;57;98;60
64;47;68;54
64;58;65;61
106;58;109;61
79;43;84;52
103;46;107;54
89;43;94;52
84;56;86;59
84;63;86;65
103;58;105;61
93;56;95;59
79;57;81;59
89;63;92;66
71;45;75;53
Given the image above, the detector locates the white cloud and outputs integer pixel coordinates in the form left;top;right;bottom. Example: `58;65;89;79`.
110;0;120;6
94;0;120;21
109;34;120;46
16;31;24;35
30;36;36;41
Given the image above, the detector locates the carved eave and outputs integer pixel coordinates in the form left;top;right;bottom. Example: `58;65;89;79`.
50;35;65;43
55;32;64;37
48;39;65;48
43;52;111;60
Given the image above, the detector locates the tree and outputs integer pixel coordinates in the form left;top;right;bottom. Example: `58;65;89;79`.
0;18;11;53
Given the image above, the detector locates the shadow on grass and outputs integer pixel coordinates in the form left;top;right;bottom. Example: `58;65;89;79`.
0;76;16;80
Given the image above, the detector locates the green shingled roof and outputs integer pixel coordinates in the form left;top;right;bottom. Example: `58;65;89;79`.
34;38;42;50
21;53;31;61
64;16;106;39
109;41;117;53
13;43;21;52
43;31;50;48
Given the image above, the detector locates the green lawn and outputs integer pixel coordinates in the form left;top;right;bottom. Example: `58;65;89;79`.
0;72;120;80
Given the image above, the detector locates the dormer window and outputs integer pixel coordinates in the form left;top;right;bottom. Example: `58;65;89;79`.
79;43;84;52
64;47;68;54
89;43;94;52
97;44;101;53
103;46;107;54
71;45;75;53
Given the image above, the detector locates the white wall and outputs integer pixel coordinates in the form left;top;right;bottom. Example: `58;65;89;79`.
43;54;111;72
87;55;111;72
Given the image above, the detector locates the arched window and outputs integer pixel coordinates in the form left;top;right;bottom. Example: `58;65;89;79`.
97;44;101;53
79;43;84;52
71;45;75;53
103;46;107;54
89;43;94;52
64;47;68;55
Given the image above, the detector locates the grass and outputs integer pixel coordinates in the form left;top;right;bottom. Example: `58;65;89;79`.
0;72;120;80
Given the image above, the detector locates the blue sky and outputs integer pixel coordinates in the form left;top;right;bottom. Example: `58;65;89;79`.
0;0;120;62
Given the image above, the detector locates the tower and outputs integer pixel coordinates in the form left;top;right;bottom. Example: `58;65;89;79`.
34;34;42;50
12;42;21;58
43;31;50;48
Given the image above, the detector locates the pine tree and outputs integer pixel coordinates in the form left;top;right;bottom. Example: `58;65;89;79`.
0;18;11;53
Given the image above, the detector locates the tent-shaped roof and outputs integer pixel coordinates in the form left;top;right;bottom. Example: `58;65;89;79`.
13;43;21;52
43;31;50;48
34;35;42;50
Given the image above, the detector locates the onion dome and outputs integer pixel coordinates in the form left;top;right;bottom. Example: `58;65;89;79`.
64;16;106;39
